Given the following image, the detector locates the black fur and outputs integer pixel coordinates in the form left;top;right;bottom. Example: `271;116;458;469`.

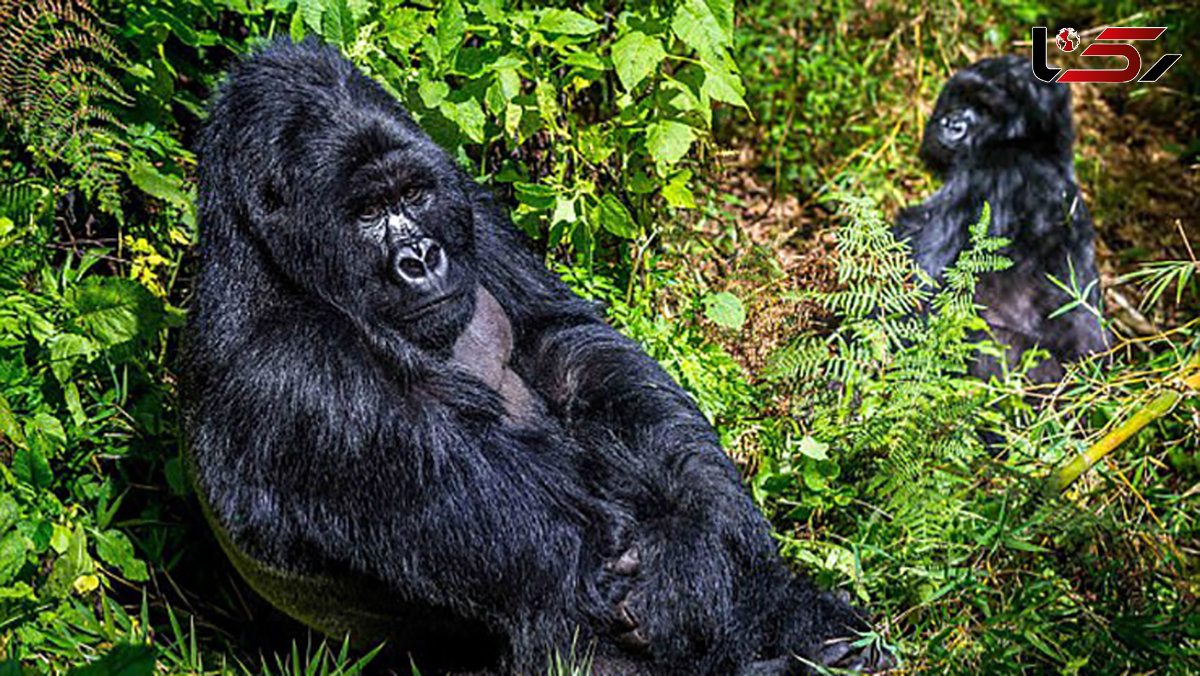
896;56;1109;381
183;40;890;676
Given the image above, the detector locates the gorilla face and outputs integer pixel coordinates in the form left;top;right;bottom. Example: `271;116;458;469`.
919;56;1073;175
338;133;478;351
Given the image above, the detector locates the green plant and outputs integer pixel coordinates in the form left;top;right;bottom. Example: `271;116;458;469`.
279;0;745;261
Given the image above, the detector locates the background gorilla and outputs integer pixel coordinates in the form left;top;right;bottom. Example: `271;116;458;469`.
895;56;1109;382
183;40;890;676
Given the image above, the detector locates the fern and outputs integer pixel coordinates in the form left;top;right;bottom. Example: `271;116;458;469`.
0;0;132;216
767;193;1010;511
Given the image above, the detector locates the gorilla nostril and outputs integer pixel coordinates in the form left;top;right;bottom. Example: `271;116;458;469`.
423;241;442;269
397;256;426;280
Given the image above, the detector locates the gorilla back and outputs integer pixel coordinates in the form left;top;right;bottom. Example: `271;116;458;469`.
184;40;890;675
896;56;1109;381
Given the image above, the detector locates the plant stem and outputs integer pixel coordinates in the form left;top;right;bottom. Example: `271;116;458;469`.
1055;355;1200;491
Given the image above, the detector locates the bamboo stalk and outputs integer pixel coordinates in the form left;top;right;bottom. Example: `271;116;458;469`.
1055;355;1200;491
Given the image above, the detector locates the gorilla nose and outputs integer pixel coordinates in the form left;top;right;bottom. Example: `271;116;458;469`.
392;237;448;287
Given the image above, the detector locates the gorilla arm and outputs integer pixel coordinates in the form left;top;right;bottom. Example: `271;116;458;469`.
192;319;607;649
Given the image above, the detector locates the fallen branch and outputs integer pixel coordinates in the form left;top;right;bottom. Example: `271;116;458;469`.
1055;354;1200;491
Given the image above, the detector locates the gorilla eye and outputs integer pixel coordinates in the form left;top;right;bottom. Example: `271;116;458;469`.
940;114;970;143
358;205;385;223
400;185;425;204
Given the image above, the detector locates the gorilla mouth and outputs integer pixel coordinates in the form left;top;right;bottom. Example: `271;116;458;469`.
398;288;468;322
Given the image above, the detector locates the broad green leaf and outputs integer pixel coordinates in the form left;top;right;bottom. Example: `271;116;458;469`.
26;412;65;448
0;394;23;447
514;182;557;210
418;80;449;108
0;493;18;533
45;524;91;598
0;531;27;585
594;195;637;239
700;55;747;108
797;436;829;460
436;0;466;57
95;529;149;581
48;333;97;384
70;277;164;348
611;31;665;91
64;382;86;428
564;52;606;71
646;120;696;169
346;0;373;22
299;0;326;33
384;8;433;52
536;9;600;35
12;445;52;489
66;644;156;676
127;161;190;209
437;96;484;142
671;0;728;54
703;291;745;330
662;170;696;208
290;8;307;42
535;80;559;131
321;0;355;47
552;196;577;225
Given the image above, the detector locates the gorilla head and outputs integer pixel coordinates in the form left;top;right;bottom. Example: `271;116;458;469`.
919;55;1074;175
199;45;477;352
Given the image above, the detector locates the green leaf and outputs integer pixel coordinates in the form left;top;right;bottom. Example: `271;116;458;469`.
439;96;485;143
436;0;466;57
0;493;18;533
127;161;190;209
646;120;696;170
64;382;86;428
0;394;24;447
536;9;600;35
703;291;745;330
299;0;326;33
594;195;637;239
289;8;307;42
662;170;695;208
611;31;666;91
700;55;747;108
0;531;27;586
564;52;606;71
321;0;356;46
384;8;433;52
418;80;449;108
27;412;65;447
671;0;728;54
45;523;91;598
70;277;164;348
346;0;373;22
552;196;577;225
513;183;557;210
95;529;149;581
12;446;52;489
66;644;156;676
48;333;97;384
796;436;829;460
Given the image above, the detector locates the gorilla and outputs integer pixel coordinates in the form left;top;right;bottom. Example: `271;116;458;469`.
895;56;1109;382
182;40;892;676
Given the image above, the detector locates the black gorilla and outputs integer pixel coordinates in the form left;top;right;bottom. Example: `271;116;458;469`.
896;56;1109;382
183;41;890;676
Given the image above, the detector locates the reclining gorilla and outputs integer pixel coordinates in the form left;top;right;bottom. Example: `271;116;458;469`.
183;41;890;676
895;56;1109;382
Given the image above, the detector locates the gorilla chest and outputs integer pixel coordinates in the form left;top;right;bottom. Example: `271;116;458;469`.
449;285;537;421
